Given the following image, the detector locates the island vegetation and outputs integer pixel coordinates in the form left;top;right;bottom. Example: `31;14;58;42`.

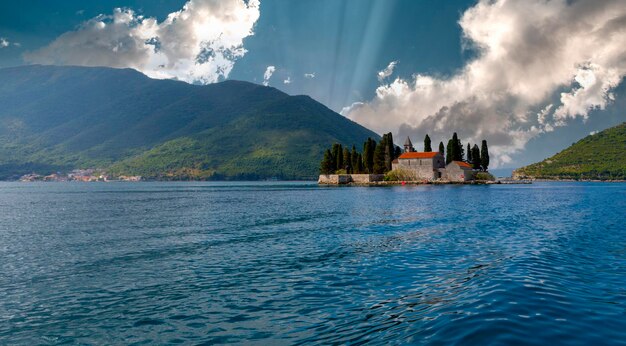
320;133;396;175
320;132;491;179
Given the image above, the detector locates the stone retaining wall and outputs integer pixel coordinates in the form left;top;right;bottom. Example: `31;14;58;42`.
318;174;384;184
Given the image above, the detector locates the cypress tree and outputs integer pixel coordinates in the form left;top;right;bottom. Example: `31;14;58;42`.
481;140;490;171
356;153;364;173
394;146;402;159
384;132;394;172
446;139;453;165
363;138;376;173
362;139;371;173
343;148;351;173
451;134;458;161
451;132;464;161
331;143;341;171
424;134;432;152
336;144;344;171
351;145;359;173
320;149;334;174
371;140;377;171
472;144;481;170
439;141;445;156
373;138;387;174
451;133;459;161
459;139;465;161
467;143;472;163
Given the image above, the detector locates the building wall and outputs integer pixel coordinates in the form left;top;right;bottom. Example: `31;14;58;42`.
464;169;476;181
445;164;475;182
433;156;445;169
392;160;437;180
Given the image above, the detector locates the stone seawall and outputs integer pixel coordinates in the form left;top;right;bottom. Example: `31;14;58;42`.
318;174;384;185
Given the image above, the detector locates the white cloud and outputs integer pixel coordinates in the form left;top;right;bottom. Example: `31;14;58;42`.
553;63;622;123
537;104;553;126
0;37;20;48
283;77;291;84
377;61;398;82
24;0;261;84
590;130;599;135
304;73;315;79
262;65;275;86
343;0;626;167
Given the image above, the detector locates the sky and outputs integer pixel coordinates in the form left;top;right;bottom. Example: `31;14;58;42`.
0;0;625;169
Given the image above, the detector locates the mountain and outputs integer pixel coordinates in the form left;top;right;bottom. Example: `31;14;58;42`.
513;122;626;180
0;65;378;180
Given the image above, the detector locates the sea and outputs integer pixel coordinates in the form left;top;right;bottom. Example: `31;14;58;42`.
0;181;624;345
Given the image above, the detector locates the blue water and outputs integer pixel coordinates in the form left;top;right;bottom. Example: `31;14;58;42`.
0;182;624;345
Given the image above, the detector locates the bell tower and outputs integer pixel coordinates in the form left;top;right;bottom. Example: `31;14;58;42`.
404;137;415;153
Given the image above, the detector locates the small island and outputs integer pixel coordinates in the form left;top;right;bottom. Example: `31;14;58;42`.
318;132;498;185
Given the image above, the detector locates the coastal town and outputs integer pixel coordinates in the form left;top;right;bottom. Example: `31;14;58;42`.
19;169;142;182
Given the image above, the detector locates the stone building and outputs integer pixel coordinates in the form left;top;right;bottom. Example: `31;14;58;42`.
390;136;478;182
391;151;446;180
445;161;475;182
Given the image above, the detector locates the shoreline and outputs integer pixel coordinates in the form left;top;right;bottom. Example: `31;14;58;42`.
319;180;526;186
320;181;496;186
4;178;626;183
529;178;626;183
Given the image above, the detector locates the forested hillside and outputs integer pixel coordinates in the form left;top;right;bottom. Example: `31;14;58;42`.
0;65;378;180
514;123;626;180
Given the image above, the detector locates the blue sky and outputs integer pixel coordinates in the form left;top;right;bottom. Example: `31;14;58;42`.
1;0;625;169
0;0;474;110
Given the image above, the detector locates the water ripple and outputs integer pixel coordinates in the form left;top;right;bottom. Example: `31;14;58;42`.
0;181;625;345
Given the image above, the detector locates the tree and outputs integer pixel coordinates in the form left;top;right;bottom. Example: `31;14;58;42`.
362;140;371;173
452;132;464;161
336;144;344;171
373;138;387;174
467;143;472;163
351;145;359;173
343;148;351;173
460;141;465;161
331;143;342;171
363;138;376;173
481;140;490;171
356;153;364;173
439;141;445;156
451;133;459;161
320;149;334;174
472;144;481;170
394;146;402;159
370;139;377;164
424;134;432;152
451;132;463;161
446;139;453;164
384;132;394;172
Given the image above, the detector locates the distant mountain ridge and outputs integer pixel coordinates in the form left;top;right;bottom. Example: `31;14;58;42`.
514;122;626;180
0;65;379;180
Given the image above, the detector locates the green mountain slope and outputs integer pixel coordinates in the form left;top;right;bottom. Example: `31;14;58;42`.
514;122;626;180
0;65;378;180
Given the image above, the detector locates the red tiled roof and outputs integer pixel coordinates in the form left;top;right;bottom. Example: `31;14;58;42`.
398;152;439;159
452;161;473;169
